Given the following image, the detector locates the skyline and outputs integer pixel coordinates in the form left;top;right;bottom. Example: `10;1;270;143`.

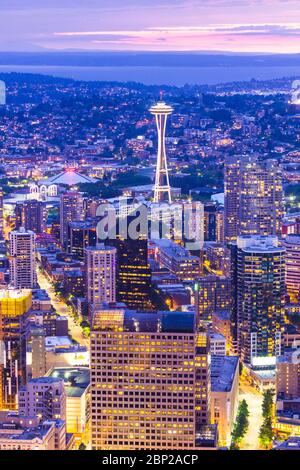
0;59;299;452
0;1;300;53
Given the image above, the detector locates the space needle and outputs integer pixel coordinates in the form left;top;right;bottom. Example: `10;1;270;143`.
150;95;173;203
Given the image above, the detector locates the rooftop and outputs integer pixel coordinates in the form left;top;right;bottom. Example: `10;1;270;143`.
93;310;195;333
47;367;90;397
275;437;300;451
154;239;199;260
213;310;231;321
45;336;73;350
124;311;195;333
0;422;54;442
41;169;96;186
237;235;284;253
210;332;226;342
27;377;63;385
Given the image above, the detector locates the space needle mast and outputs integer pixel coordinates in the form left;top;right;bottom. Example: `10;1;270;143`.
150;94;173;203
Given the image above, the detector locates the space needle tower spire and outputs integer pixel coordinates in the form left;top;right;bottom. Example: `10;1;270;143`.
150;94;173;203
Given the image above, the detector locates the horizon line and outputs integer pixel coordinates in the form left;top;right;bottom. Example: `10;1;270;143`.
0;49;300;55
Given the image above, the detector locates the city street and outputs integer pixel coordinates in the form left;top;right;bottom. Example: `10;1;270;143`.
239;381;264;450
36;267;89;349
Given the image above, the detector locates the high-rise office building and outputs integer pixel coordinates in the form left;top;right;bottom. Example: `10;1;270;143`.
83;197;101;219
15;200;45;234
235;236;286;364
283;235;300;302
85;243;116;306
9;227;37;289
60;191;83;249
150;99;173;203
229;242;239;353
224;155;240;243
0;289;32;410
111;235;153;310
67;219;97;259
194;275;232;322
204;203;217;241
216;209;224;244
224;156;283;242
90;310;211;450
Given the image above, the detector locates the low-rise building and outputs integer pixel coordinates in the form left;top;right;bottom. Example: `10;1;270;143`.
209;333;226;356
47;367;90;438
0;413;66;450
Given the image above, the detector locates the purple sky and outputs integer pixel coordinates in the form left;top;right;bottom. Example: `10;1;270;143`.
0;0;299;53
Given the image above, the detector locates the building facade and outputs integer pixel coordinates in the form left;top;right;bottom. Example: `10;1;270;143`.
224;156;283;242
283;235;300;302
18;377;66;422
85;244;116;306
0;289;32;409
235;236;286;364
9;227;37;289
90;310;211;450
15;200;45;234
60;191;83;249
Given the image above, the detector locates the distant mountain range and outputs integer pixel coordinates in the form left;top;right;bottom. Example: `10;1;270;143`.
0;51;300;68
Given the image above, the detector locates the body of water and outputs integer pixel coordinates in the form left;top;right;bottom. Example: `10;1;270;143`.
0;64;299;85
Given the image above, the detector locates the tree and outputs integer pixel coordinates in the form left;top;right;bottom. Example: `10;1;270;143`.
259;390;274;449
78;443;86;451
262;390;274;419
259;417;273;449
231;399;249;449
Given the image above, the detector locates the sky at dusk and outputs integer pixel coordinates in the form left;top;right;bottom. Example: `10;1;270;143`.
0;0;299;53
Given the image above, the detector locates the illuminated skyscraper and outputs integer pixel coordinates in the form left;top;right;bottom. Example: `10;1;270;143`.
150;99;173;203
224;156;283;242
0;188;3;239
90;310;211;450
67;219;97;259
110;235;153;311
235;236;286;365
224;156;240;242
194;275;232;322
60;191;83;249
15;200;45;234
0;289;32;410
9;227;37;289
